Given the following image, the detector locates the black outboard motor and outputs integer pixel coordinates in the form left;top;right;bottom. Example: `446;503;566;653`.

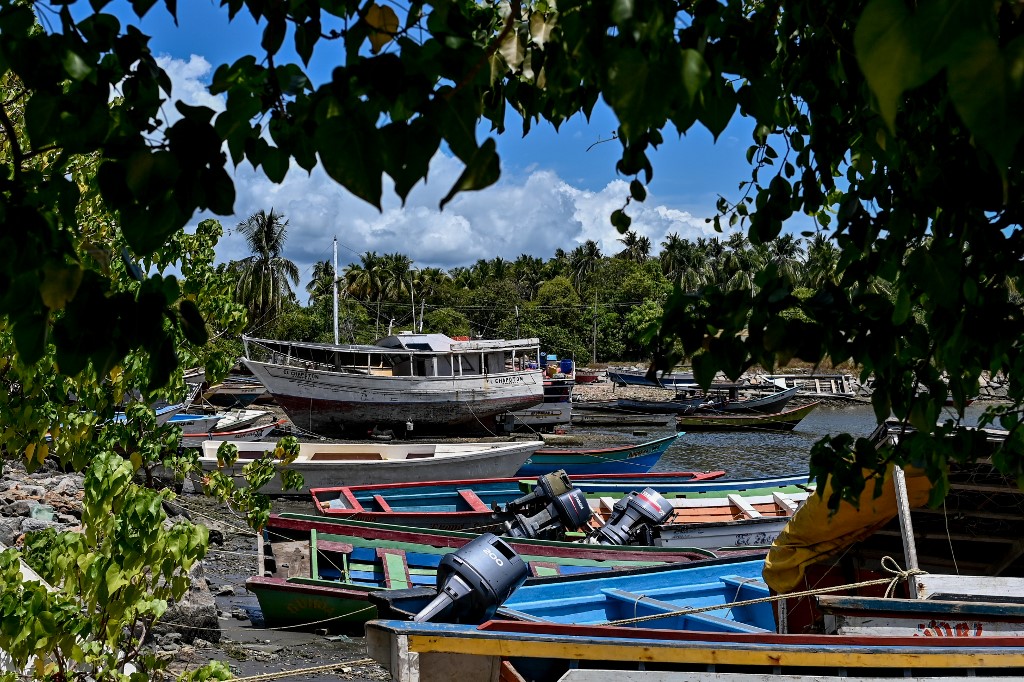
500;470;593;540
413;533;529;623
586;487;674;546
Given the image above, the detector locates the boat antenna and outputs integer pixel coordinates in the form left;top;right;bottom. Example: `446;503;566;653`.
333;236;339;345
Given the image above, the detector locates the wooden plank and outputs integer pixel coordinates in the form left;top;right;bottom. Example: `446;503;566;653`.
309;529;319;579
892;466;920;599
377;548;412;589
916;574;1024;601
728;494;762;519
772;491;798;514
458;488;492;513
372;494;394;512
599;497;617;512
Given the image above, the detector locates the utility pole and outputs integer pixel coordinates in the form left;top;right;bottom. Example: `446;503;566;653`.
332;236;339;345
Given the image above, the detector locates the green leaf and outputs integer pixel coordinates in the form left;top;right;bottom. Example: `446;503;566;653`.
13;312;47;366
680;49;710;106
439;138;500;210
947;34;1024;173
178;300;208;345
62;50;93;81
629;179;646;202
610;209;632;232
315;114;384;209
854;0;925;130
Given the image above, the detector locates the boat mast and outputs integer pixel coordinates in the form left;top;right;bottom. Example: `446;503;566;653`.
333;236;339;345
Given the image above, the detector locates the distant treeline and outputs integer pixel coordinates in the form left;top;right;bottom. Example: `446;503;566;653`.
227;218;842;362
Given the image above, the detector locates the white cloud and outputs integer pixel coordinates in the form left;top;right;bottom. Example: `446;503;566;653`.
156;55;723;281
155;55;225;123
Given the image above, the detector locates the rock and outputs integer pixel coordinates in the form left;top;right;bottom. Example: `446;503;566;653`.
215;585;235;597
0;517;23;545
51;477;83;496
193;638;212;649
149;563;221;644
11;485;45;499
1;500;38;516
55;513;79;525
231;608;248;620
207;529;224;546
160;643;180;653
20;518;60;534
158;632;183;645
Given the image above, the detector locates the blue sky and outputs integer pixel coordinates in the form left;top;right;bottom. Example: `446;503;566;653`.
94;1;765;284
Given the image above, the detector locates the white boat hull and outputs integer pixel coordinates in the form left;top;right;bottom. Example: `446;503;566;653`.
244;360;544;436
198;440;542;494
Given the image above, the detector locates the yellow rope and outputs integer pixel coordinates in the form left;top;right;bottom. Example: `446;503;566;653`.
230;658;376;682
600;556;924;627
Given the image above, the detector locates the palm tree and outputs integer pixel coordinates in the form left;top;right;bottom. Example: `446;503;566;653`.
803;233;841;288
616;230;651;263
761;233;805;284
569;240;602;292
306;260;336;304
512;254;545;300
344;251;385;334
234;208;299;331
415;267;450;330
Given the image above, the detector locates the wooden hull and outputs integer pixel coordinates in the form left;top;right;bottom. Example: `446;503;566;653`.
499;404;572;432
198;441;542;494
311;476;805;546
181;419;283;449
712;385;800;414
252;515;729;629
516;433;679;476
611;396;708;415
677;402;819;432
244;359;544;436
272;513;721;563
818;594;1024;637
365;619;1024;682
606;369;695;389
570;412;675;427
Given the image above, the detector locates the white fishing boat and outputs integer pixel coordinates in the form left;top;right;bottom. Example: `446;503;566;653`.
197;439;543;494
241;333;545;437
180;419;284;449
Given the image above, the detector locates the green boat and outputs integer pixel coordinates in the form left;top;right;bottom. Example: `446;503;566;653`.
248;513;730;630
676;401;819;432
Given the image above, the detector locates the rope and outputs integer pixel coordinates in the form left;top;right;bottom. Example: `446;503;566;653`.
230;658;375;682
598;556;925;628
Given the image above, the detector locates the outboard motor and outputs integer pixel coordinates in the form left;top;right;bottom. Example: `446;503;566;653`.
500;470;593;540
587;487;674;546
413;533;528;623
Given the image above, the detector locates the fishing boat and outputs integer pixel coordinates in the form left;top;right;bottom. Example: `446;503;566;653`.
606;368;697;389
196;440;543;494
676;401;818;432
164;412;221;432
702;384;800;414
180;419;284;449
310;473;808;549
365;619;1024;681
249;513;725;629
610;395;710;415
202;377;270;407
574;368;601;383
241;333;544;437
497;403;572;433
517;433;681;476
570;411;675;427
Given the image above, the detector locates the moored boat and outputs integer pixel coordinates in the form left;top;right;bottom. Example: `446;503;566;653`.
676;401;819;432
309;473;808;549
241;333;545;437
606;368;696;389
703;384;800;414
197;440;543;494
517;433;681;476
570;411;675;427
180;419;284;449
249;513;726;629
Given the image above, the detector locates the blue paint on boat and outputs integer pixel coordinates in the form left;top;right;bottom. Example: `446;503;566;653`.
515;434;682;476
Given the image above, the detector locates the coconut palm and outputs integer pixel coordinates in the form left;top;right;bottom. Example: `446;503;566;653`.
344;251;385;334
804;233;841;288
761;233;805;284
306;260;336;305
616;230;651;263
569;240;602;292
234;208;300;331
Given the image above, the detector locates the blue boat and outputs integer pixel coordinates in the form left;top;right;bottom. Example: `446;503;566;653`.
516;433;681;476
606;368;696;389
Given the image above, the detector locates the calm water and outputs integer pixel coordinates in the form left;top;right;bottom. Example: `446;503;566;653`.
586;403;990;479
